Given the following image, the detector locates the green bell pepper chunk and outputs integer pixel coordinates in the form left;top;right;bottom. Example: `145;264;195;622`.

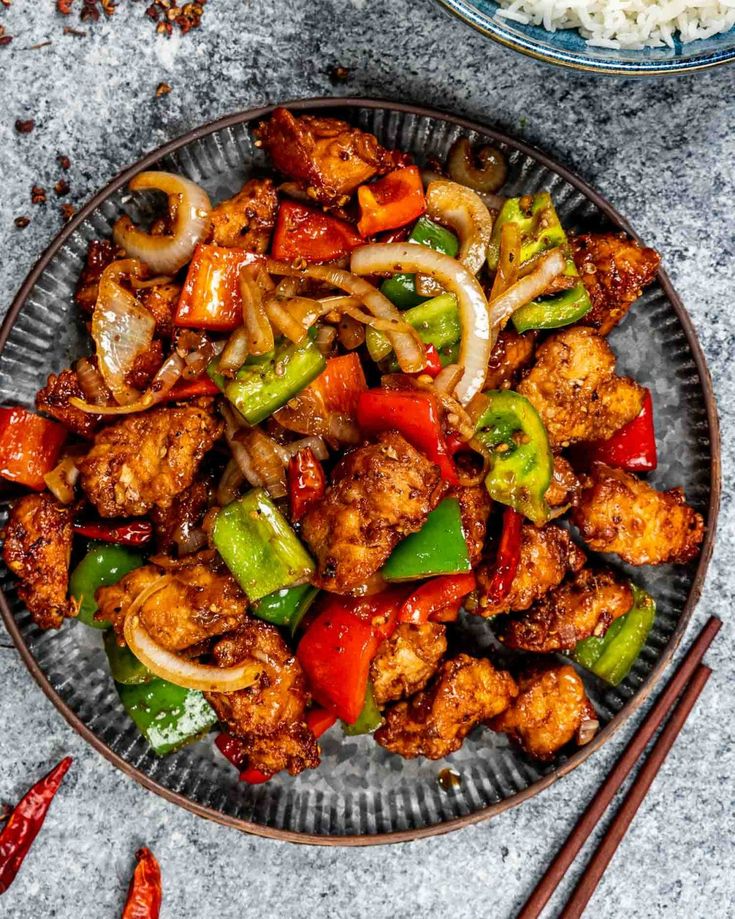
104;630;153;685
116;678;218;756
221;334;326;425
366;292;461;363
213;488;315;601
342;683;383;736
70;543;144;629
381;217;459;309
572;585;656;686
487;192;591;332
382;497;470;582
474;390;553;526
252;583;319;634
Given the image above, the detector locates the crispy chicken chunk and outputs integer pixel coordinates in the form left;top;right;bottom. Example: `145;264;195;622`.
78;404;222;517
517;327;645;448
137;282;181;339
484;328;537;391
375;654;517;760
301;431;447;593
36;367;101;438
491;666;598;761
477;523;585;618
546;454;582;509
256;108;408;204
209;178;278;252
370;623;448;706
150;477;211;555
96;556;249;652
2;494;75;630
500;567;633;653
572;233;660;336
75;239;116;314
455;484;492;566
205;621;319;776
572;464;704;565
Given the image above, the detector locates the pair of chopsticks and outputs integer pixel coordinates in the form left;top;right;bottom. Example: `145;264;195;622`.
518;615;721;919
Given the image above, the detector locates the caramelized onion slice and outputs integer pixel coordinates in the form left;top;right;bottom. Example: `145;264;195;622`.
113;171;211;275
487;248;566;332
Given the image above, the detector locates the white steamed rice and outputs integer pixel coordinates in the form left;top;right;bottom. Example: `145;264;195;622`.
495;0;735;49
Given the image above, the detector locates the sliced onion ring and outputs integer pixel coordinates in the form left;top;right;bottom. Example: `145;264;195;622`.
113;171;212;275
69;352;185;415
351;243;490;405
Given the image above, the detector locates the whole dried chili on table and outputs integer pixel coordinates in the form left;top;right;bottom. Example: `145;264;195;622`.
121;848;162;919
0;756;72;894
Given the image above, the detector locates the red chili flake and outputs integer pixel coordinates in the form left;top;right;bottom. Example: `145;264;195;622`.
328;65;350;84
54;178;70;197
14;216;31;229
31;186;47;205
0;0;12;9
56;0;73;13
63;25;86;36
155;81;172;96
14;119;35;134
57;153;71;170
60;203;76;222
0;26;12;46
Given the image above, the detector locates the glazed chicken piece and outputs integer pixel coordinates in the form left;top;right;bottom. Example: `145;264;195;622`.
137;282;181;339
370;623;448;706
375;654;517;760
484;328;537;391
476;523;586;618
491;666;599;761
124;340;164;390
546;454;582;509
572;232;660;336
256;108;408;204
150;477;211;555
74;239;117;314
517;327;645;448
572;464;704;566
2;493;75;630
205;621;319;776
96;556;249;651
454;484;492;566
499;567;633;653
301;431;447;593
209;178;278;252
78;404;222;517
36;367;101;438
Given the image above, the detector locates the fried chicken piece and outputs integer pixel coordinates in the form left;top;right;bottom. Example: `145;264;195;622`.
476;523;585;618
74;239;116;314
124;339;163;390
150;477;211;555
96;556;248;651
546;454;582;509
256;108;408;205
2;494;75;630
137;282;180;339
209;178;278;252
572;233;660;336
370;623;448;706
35;367;101;438
205;621;319;776
517;327;645;448
572;464;704;565
78;404;222;517
500;567;633;653
491;666;598;761
301;431;447;593
375;654;517;760
484;328;537;390
455;484;492;566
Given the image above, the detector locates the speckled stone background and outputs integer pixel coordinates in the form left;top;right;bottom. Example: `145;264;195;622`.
0;2;732;917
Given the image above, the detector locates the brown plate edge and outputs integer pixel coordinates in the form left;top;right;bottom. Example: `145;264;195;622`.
0;97;722;848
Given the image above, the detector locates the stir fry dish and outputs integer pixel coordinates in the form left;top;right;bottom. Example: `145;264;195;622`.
0;109;705;783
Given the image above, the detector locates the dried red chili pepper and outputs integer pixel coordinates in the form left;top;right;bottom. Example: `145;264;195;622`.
73;519;153;546
0;756;72;894
288;448;326;522
483;507;523;605
121;848;162;919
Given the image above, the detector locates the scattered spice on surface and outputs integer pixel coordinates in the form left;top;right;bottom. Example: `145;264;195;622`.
54;178;70;197
15;118;35;134
58;0;207;35
60;203;76;221
57;153;71;170
14;216;31;229
63;24;86;35
31;185;47;205
29;40;53;49
328;64;350;84
155;81;172;97
0;25;13;46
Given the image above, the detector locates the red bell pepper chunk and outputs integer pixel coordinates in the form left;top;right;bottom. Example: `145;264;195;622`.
288;447;326;522
586;389;657;472
162;376;221;402
239;767;273;785
271;201;363;263
309;352;368;417
357;166;426;237
174;244;261;331
0;407;66;491
305;706;338;739
356;388;458;484
428;599;463;623
399;573;477;624
215;732;249;768
483;507;523;605
73;519;153;546
413;343;442;379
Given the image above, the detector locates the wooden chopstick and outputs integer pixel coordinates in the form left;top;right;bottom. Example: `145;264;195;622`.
517;615;721;919
558;662;712;919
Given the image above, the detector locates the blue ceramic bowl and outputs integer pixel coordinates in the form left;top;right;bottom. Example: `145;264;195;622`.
436;0;735;74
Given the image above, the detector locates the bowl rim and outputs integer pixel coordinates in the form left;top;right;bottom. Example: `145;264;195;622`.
435;0;735;75
0;96;721;846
